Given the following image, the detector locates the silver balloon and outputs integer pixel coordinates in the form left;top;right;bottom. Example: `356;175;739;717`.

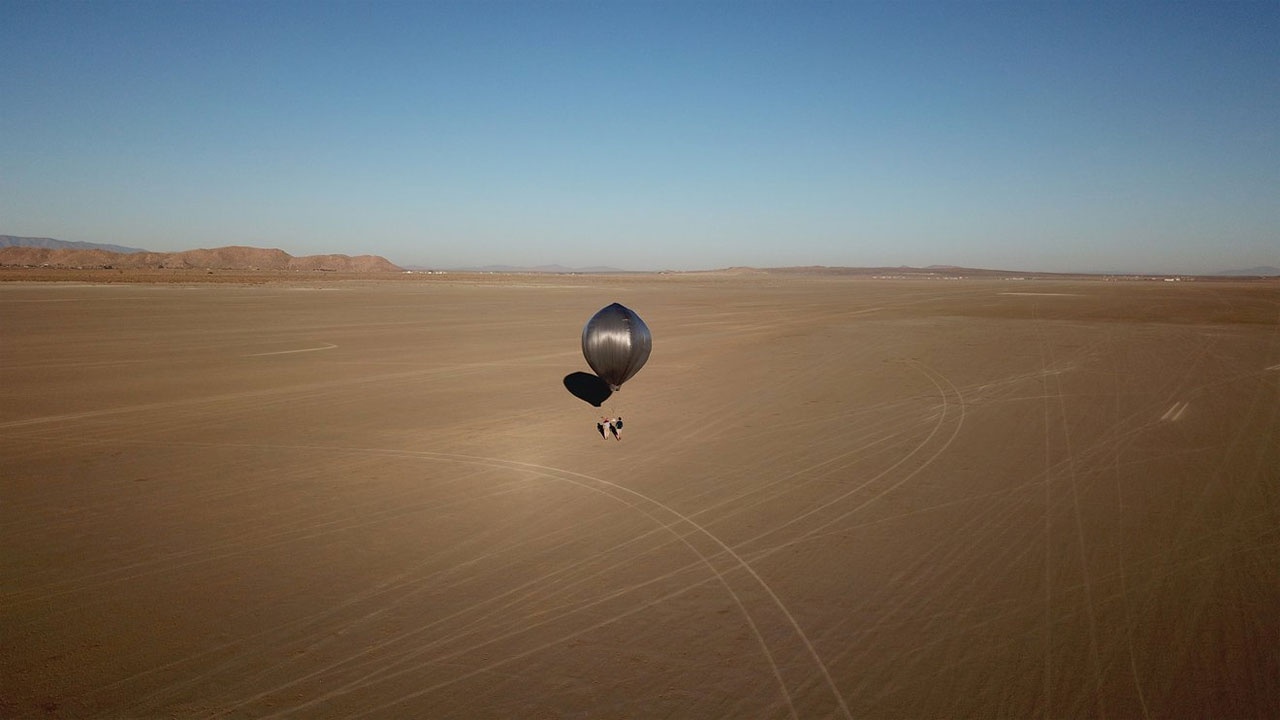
581;303;651;391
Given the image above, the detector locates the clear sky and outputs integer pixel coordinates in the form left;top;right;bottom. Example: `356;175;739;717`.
2;1;1277;272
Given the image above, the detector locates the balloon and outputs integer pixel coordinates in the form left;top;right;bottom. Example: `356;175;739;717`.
581;303;651;391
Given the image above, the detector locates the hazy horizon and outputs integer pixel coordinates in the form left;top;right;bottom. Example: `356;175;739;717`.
7;233;1278;276
2;1;1277;274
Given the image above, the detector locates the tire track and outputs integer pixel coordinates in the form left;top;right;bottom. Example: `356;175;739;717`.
37;440;836;719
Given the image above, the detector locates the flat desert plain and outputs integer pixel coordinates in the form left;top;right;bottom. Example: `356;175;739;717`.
2;274;1277;719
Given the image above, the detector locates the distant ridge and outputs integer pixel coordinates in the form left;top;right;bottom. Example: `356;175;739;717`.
764;265;1280;280
442;264;629;273
1;234;148;254
0;243;402;272
762;265;1043;278
1215;266;1280;277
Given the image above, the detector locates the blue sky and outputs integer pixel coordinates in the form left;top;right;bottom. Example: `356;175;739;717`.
2;1;1277;272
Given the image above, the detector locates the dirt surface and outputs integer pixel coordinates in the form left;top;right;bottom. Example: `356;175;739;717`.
2;274;1277;718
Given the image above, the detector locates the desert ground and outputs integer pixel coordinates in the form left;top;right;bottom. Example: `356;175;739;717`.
2;273;1277;719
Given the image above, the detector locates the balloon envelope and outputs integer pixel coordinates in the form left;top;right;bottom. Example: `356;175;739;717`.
582;303;651;391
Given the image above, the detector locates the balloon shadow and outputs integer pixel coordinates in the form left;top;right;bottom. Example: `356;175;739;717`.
563;372;613;407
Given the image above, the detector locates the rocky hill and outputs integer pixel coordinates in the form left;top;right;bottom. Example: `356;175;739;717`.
0;245;403;272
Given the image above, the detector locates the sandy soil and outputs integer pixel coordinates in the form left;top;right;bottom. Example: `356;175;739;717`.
2;274;1277;719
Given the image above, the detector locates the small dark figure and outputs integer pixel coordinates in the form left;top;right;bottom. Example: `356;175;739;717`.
609;417;622;441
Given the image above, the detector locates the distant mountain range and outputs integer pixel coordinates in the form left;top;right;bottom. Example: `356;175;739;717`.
2;234;1276;276
1215;266;1280;277
0;235;401;272
435;263;630;274
0;235;148;254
